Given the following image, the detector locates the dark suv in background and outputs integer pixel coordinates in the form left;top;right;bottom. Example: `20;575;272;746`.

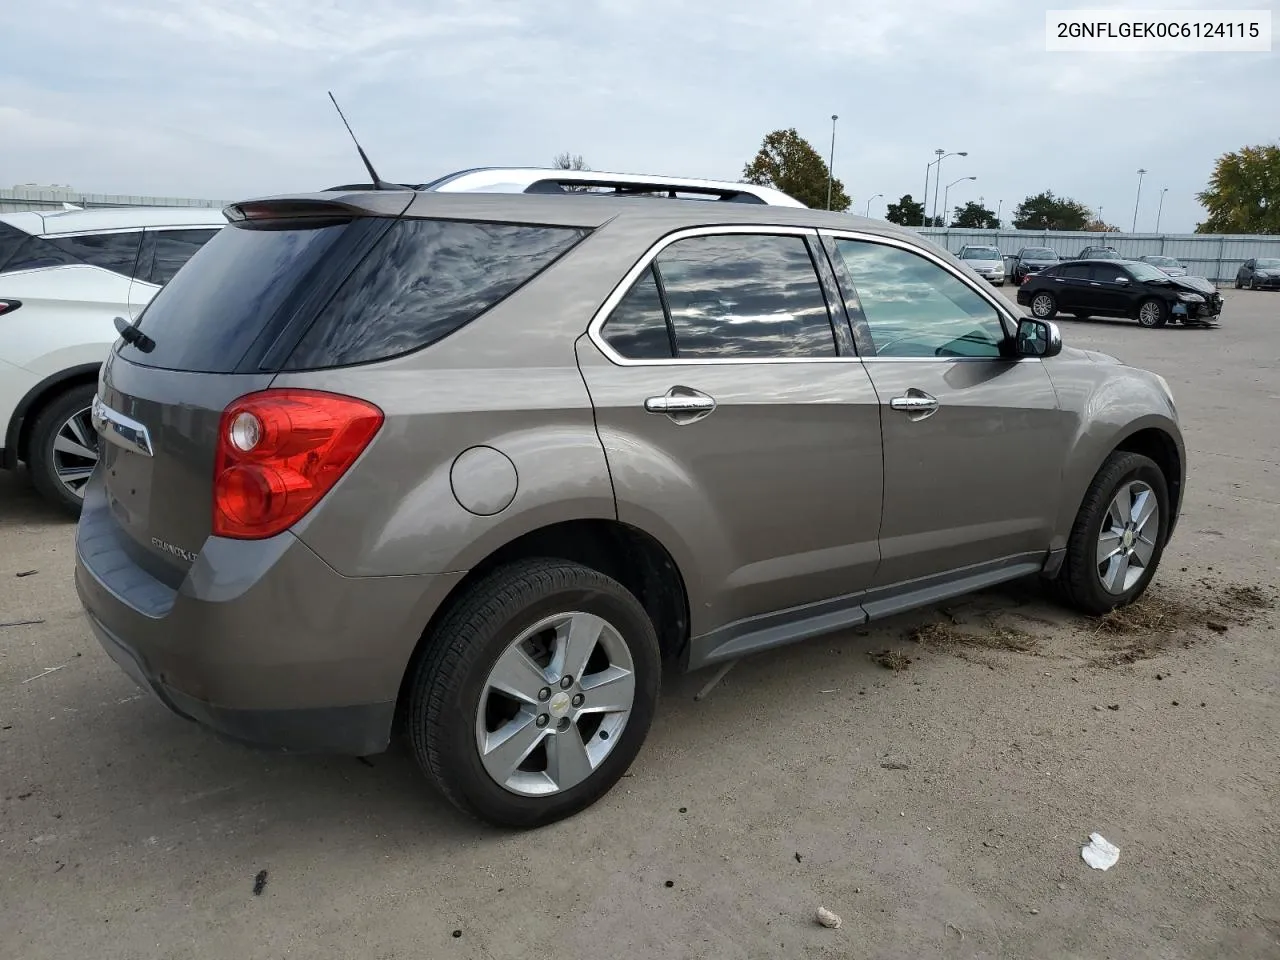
76;178;1184;827
1235;257;1280;289
1008;246;1060;285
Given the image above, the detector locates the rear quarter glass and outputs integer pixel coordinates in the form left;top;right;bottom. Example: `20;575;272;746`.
281;219;587;370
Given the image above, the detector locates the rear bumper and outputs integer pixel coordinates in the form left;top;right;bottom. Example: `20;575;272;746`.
74;476;463;754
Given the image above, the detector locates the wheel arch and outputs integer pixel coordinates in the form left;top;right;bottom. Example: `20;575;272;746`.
3;363;101;468
393;517;691;725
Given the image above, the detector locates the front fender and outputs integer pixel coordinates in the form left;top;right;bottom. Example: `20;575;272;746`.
1046;360;1184;548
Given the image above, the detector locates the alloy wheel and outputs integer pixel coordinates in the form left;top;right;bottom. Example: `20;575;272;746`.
475;611;635;797
52;405;99;499
1096;480;1159;595
1138;301;1163;327
1031;294;1054;318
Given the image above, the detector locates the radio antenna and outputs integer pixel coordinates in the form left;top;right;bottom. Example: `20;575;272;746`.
327;91;396;190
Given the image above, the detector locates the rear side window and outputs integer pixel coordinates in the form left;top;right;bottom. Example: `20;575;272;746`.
656;234;835;359
0;234;82;274
119;219;353;372
144;228;221;285
599;266;673;359
49;231;141;277
0;222;31;270
284;219;586;370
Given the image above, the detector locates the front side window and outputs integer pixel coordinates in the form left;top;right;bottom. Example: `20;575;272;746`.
831;238;1007;359
49;231;142;277
652;234;836;359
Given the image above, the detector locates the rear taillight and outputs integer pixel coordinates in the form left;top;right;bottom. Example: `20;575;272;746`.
213;389;383;539
0;299;22;316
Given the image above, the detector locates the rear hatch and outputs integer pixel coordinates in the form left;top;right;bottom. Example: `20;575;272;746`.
89;193;591;583
92;197;407;583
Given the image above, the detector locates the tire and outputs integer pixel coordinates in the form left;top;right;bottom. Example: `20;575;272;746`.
1247;277;1256;290
27;383;99;518
1029;291;1058;320
1137;298;1168;328
1234;276;1243;289
1056;451;1170;616
407;558;661;828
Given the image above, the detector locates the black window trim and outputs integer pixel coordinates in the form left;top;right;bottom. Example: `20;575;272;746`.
817;228;1027;363
588;225;850;367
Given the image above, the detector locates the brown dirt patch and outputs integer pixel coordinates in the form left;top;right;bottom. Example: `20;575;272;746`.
1091;579;1276;666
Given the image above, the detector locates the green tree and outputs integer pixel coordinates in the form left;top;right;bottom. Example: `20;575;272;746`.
885;193;925;226
950;200;999;229
1012;191;1091;231
1196;144;1280;234
742;128;850;211
1082;217;1119;233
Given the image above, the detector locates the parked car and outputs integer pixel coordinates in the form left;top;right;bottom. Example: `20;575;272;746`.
77;173;1184;828
0;207;225;513
1235;257;1280;290
1137;255;1188;277
1007;246;1060;285
1019;259;1223;327
957;244;1005;285
1075;245;1122;260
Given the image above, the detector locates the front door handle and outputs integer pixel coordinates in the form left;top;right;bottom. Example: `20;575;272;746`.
889;389;939;421
644;386;717;424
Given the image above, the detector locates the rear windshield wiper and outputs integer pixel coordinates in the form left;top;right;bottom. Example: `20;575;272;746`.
114;315;156;353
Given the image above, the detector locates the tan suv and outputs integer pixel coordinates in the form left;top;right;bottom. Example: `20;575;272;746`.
75;171;1184;827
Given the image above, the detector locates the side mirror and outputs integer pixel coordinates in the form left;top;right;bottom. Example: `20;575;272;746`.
1114;276;1130;284
1016;317;1062;358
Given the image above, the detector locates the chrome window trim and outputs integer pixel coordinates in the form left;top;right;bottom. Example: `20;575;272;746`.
587;225;1039;367
586;225;857;367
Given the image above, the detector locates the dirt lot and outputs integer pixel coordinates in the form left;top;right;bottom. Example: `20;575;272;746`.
2;289;1277;960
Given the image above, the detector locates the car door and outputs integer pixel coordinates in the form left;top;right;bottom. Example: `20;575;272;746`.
1240;259;1254;284
821;230;1067;595
128;227;220;319
1089;262;1137;315
576;227;884;645
1047;262;1094;313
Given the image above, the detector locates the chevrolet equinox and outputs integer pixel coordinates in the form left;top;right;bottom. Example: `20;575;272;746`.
76;177;1184;827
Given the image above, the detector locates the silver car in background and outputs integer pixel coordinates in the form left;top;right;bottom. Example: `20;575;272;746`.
958;244;1006;285
1138;255;1189;277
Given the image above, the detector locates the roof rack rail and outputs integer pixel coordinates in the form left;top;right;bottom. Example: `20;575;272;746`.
424;167;807;207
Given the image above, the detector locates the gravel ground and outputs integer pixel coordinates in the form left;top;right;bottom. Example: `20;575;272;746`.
1;288;1277;959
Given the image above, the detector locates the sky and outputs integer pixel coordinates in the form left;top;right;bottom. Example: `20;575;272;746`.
3;0;1276;233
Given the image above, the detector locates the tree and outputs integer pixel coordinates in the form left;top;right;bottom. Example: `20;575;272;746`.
950;200;999;229
742;128;850;211
1196;144;1280;234
1012;191;1092;231
1082;217;1119;233
552;152;589;171
885;193;925;226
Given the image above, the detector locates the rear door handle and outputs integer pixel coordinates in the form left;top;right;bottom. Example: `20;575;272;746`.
889;389;939;421
645;387;717;424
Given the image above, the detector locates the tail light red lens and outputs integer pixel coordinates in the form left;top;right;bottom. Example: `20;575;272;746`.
213;389;383;539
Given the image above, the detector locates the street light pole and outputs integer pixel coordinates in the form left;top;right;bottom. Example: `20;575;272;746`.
864;193;883;217
1132;168;1147;232
1155;187;1168;233
922;149;968;225
942;176;977;228
826;115;838;211
996;199;1003;228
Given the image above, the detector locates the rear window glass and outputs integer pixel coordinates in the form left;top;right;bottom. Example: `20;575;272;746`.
49;231;141;277
283;219;586;370
118;219;352;372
